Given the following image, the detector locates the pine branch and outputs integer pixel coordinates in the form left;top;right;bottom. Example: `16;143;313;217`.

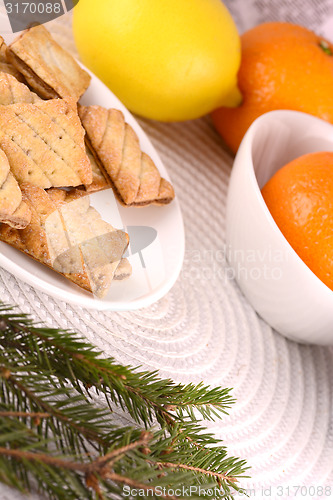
0;411;49;418
0;303;249;499
148;461;236;483
0;432;151;474
102;473;179;500
0;305;234;425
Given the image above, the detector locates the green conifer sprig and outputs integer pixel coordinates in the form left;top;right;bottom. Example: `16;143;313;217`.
0;304;249;499
0;305;234;425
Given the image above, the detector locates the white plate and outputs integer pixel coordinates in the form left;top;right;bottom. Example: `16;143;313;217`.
0;32;185;310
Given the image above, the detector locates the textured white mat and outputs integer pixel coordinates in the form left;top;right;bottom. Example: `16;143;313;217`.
1;10;333;500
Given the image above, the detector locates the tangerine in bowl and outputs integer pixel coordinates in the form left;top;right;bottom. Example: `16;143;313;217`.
226;110;333;345
262;151;333;293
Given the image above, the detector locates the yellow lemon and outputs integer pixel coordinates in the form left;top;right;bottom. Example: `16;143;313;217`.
73;0;241;121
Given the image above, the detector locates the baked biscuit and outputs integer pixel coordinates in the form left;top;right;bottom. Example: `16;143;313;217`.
0;184;130;297
0;38;26;83
84;146;110;193
114;258;132;280
0;71;40;105
0;149;30;229
0;98;92;188
8;25;91;101
79;105;175;206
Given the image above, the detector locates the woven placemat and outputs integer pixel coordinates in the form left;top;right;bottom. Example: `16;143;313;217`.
1;13;333;500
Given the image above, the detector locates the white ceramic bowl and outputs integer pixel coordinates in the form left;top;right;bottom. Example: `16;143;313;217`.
226;110;333;345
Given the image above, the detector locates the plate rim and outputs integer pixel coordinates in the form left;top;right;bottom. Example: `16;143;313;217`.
0;53;185;310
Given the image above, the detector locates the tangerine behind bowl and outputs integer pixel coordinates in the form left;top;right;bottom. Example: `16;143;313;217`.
226;110;333;345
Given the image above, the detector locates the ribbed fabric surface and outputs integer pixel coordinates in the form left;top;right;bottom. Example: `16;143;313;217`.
1;11;333;500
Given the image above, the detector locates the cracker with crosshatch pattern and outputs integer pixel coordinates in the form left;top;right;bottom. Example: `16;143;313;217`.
0;97;92;188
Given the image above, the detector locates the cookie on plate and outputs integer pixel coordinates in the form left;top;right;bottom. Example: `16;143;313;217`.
0;184;130;297
7;25;91;101
0;71;40;105
79;105;175;206
0;37;26;83
84;145;111;193
0;97;92;188
0;149;31;229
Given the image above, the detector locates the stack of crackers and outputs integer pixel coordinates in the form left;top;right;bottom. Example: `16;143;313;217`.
0;25;175;298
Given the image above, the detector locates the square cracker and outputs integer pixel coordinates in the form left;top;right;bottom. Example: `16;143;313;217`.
7;25;91;101
0;97;92;188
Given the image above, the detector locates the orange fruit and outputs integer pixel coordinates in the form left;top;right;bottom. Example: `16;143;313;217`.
211;22;333;154
261;151;333;291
